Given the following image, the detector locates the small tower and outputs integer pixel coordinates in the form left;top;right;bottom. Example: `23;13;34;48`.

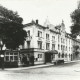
44;16;50;28
61;19;65;32
31;20;35;24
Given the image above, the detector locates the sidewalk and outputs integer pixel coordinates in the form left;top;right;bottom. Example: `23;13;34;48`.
5;63;53;71
1;60;80;71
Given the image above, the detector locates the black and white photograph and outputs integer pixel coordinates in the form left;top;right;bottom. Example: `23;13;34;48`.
0;0;80;80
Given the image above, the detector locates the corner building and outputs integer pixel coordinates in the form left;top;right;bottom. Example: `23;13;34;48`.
20;19;80;65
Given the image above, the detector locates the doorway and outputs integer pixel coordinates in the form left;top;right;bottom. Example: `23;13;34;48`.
45;53;52;63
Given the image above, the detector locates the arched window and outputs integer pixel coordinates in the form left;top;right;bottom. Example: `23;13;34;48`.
65;53;67;58
62;53;64;58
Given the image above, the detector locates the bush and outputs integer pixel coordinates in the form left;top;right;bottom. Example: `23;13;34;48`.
4;61;18;68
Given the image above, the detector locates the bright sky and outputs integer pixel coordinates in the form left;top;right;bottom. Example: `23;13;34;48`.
0;0;79;33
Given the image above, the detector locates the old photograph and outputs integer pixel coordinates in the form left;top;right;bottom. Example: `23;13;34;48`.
0;0;80;80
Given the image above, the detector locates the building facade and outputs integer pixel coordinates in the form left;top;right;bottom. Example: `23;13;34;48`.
19;19;80;65
1;19;80;67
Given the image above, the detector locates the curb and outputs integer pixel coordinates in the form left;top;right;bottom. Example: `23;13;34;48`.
1;60;80;71
5;64;54;71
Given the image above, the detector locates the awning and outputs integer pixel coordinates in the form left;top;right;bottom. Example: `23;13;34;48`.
45;50;58;54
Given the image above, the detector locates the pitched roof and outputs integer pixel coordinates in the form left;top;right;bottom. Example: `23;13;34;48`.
24;21;46;29
24;20;61;34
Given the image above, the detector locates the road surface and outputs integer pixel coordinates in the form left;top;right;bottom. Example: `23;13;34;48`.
0;61;80;80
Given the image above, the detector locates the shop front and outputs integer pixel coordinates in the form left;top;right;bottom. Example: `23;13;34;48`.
20;49;34;66
20;48;45;65
0;50;20;68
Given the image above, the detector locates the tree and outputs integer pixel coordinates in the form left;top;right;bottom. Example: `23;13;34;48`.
0;5;27;49
73;45;79;55
70;1;80;38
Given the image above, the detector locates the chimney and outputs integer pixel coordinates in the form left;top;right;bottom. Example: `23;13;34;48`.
36;19;38;24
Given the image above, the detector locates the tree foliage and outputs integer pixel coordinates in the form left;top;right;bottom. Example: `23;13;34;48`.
73;45;79;55
73;45;79;50
70;2;80;38
0;5;27;49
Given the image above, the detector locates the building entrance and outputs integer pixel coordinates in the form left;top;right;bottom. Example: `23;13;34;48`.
44;50;58;63
45;53;52;63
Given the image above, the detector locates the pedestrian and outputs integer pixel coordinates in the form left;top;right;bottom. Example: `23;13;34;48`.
22;55;27;66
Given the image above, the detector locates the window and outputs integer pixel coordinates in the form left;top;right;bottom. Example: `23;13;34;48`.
14;53;18;55
58;44;60;50
38;41;42;49
63;39;65;43
66;39;67;44
5;52;18;62
66;46;67;51
52;44;55;50
61;38;63;43
58;53;60;58
69;47;70;51
62;53;64;58
63;46;65;51
14;56;18;61
6;52;9;55
65;53;67;58
10;56;13;61
27;41;30;48
38;31;42;37
10;52;13;55
69;39;70;45
52;36;55;41
38;54;42;58
61;45;62;50
46;43;50;50
5;52;10;61
69;54;71;58
61;38;65;43
58;35;60;42
27;30;30;36
46;34;49;40
5;56;9;61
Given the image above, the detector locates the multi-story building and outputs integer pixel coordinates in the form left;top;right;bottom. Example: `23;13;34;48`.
19;19;80;65
1;19;80;67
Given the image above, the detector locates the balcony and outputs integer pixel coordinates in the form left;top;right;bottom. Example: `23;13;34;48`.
46;39;50;43
38;37;43;41
26;36;32;41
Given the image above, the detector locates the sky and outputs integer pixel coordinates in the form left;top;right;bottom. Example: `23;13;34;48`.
0;0;79;33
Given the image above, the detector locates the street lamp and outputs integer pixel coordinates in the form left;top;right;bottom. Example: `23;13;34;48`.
0;40;4;70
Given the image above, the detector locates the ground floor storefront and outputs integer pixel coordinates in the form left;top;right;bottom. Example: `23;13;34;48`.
0;49;58;67
0;49;80;68
0;50;19;68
